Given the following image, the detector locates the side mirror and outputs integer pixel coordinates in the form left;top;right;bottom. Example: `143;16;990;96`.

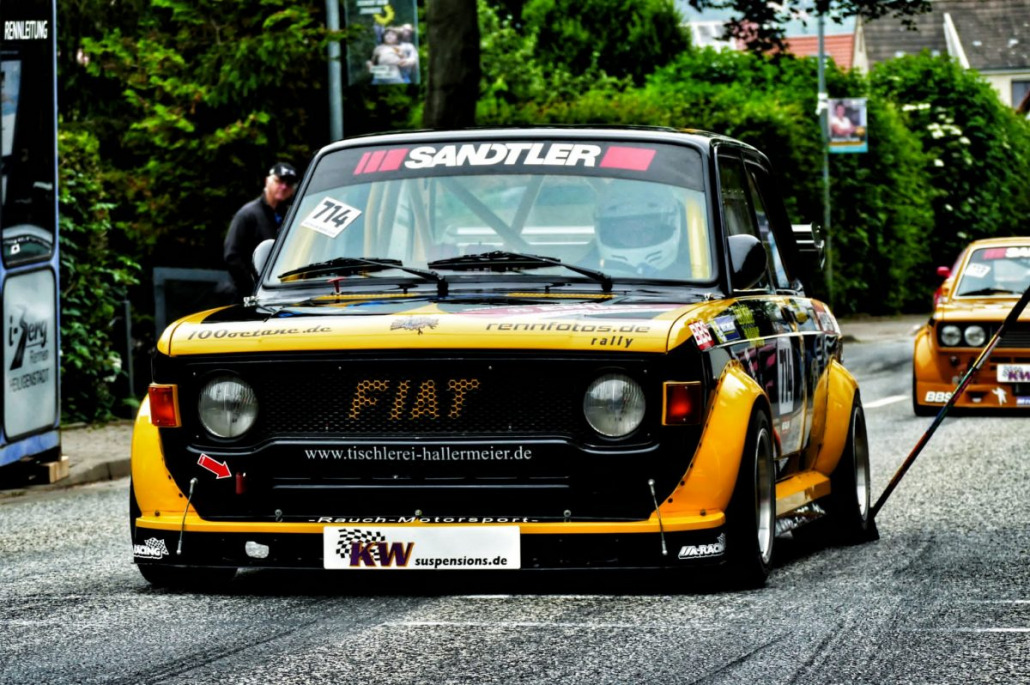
936;266;951;278
252;239;275;280
728;234;768;290
792;223;826;269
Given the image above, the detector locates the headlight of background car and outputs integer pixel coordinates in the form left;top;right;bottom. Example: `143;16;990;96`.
963;324;987;347
198;375;259;438
939;325;962;347
583;373;646;438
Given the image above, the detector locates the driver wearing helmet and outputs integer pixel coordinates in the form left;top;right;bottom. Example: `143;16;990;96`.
595;181;685;277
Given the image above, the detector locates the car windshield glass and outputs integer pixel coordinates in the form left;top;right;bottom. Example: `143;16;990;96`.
267;139;714;287
955;246;1030;297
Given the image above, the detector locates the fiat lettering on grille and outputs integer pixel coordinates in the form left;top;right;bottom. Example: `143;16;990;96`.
349;378;482;420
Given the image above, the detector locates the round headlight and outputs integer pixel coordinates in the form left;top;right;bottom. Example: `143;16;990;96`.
583;373;646;438
198;375;258;438
940;325;962;347
964;325;987;347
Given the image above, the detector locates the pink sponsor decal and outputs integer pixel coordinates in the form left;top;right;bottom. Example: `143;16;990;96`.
355;148;410;174
599;146;657;171
380;148;409;171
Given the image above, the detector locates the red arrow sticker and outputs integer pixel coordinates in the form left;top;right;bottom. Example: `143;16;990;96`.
198;453;231;479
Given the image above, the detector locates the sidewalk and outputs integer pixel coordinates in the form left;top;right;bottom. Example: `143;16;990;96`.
0;314;926;499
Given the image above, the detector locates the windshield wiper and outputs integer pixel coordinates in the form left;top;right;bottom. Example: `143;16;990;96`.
278;257;448;296
428;250;613;293
959;287;1019;297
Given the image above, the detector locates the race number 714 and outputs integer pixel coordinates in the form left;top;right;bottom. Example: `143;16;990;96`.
301;197;363;238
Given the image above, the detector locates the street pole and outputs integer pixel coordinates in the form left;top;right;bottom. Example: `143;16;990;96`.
326;0;345;141
817;9;833;307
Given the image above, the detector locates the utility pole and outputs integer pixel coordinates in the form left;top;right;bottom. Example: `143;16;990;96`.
326;0;344;141
817;8;833;306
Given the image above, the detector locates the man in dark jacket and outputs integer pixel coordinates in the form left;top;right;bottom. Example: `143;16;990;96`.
223;162;299;301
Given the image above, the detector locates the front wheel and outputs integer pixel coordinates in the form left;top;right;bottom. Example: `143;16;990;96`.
136;563;236;589
724;408;776;588
825;396;877;544
130;479;237;589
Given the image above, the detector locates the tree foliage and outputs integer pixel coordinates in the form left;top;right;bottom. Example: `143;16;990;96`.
870;52;1030;270
58;126;141;422
521;0;688;85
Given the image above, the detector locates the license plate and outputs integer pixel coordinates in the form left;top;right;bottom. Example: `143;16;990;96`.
323;525;521;570
996;364;1030;383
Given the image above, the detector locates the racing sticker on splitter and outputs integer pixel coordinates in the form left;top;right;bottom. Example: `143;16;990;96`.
133;537;170;560
323;526;521;570
677;533;726;560
300;196;363;238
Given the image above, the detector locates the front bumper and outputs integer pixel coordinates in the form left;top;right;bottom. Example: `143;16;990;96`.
132;515;728;571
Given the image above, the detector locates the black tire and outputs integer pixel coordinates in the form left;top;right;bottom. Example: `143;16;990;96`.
912;374;936;417
136;563;236;589
724;408;776;588
130;479;237;589
825;396;877;544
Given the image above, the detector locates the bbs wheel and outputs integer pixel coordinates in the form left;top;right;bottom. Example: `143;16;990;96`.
825;396;877;544
724;408;776;588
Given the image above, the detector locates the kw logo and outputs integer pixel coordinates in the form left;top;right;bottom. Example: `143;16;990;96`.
348;541;415;567
1002;368;1030;382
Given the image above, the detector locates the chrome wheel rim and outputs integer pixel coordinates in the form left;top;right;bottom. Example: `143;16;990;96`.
853;409;871;520
755;427;774;564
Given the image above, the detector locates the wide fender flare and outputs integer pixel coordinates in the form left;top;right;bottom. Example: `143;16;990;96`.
662;360;769;516
131;396;192;516
912;324;941;384
812;359;859;477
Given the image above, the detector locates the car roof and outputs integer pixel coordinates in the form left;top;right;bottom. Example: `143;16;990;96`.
962;236;1030;250
319;126;759;157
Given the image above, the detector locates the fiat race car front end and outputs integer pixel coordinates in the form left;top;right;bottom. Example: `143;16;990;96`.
131;127;869;588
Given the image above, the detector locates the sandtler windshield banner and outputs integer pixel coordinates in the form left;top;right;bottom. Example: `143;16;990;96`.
344;0;420;86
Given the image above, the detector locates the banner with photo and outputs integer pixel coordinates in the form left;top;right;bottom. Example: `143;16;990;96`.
828;97;868;154
344;0;420;86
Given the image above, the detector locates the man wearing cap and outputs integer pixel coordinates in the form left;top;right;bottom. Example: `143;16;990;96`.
223;162;299;301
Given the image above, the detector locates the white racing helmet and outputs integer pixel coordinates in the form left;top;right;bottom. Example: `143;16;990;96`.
596;181;683;275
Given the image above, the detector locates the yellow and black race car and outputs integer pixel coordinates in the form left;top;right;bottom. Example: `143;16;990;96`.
131;127;871;588
913;237;1030;415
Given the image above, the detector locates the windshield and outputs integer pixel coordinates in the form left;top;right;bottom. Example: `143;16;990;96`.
268;139;714;288
955;246;1030;297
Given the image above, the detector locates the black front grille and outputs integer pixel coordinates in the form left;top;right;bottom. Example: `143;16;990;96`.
254;362;580;438
160;353;703;522
178;355;654;445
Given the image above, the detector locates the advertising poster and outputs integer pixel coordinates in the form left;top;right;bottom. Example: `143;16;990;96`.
828;97;868;154
344;0;420;86
4;269;57;440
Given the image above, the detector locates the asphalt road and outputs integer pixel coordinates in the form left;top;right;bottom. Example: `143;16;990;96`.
2;337;1028;684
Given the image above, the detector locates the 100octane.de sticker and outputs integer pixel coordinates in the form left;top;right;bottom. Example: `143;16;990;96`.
323;525;520;570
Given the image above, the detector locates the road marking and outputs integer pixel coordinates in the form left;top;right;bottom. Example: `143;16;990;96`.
865;395;907;409
391;621;654;629
919;628;1030;633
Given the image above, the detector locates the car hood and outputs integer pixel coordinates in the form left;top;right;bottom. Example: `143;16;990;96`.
159;297;730;356
936;296;1030;322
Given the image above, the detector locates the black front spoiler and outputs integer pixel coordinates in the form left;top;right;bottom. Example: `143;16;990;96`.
132;526;729;572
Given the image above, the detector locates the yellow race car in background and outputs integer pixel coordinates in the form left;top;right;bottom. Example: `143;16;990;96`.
913;237;1030;416
131;127;872;589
